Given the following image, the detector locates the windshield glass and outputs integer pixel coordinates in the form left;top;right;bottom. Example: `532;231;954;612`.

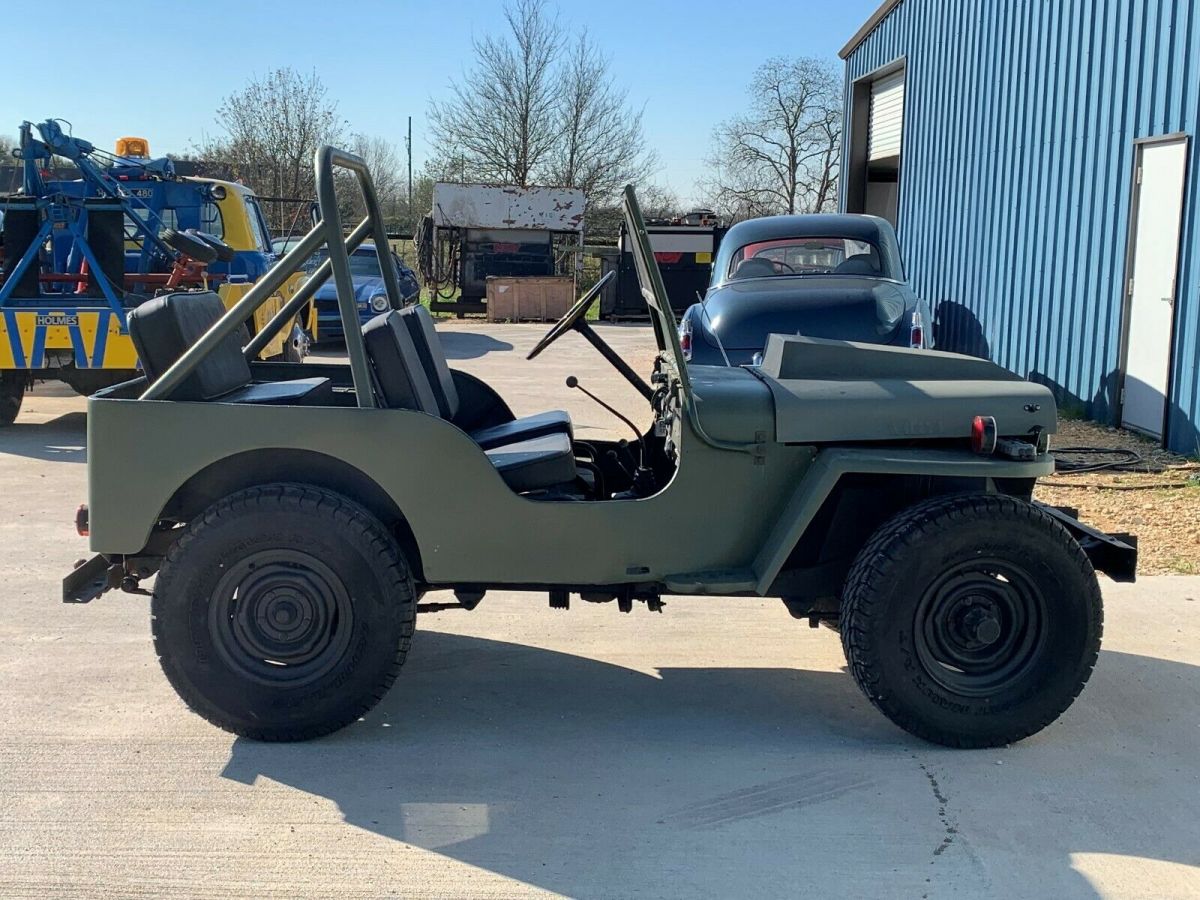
306;248;382;278
728;237;892;279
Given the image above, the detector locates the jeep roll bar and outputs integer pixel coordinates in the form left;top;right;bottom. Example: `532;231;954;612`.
140;145;404;408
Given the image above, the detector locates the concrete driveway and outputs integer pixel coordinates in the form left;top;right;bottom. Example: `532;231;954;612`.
1;323;1197;899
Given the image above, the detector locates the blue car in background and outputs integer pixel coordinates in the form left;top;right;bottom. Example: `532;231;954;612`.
678;214;931;366
302;243;421;341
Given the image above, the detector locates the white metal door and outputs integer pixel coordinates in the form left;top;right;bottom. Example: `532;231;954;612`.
868;71;905;161
1121;136;1189;437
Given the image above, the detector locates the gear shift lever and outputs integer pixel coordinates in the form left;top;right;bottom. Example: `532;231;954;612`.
566;375;656;496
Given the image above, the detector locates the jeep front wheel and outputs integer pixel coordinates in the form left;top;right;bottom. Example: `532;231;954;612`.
152;484;416;741
840;494;1102;748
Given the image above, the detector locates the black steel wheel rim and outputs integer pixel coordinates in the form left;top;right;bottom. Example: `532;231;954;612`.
209;549;355;687
913;559;1048;697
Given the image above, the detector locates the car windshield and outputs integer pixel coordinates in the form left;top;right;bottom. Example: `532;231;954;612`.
727;237;892;280
306;248;383;278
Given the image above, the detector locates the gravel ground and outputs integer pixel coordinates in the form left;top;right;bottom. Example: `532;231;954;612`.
1036;419;1200;574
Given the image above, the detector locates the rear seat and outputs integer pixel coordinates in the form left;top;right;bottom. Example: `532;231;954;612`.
362;309;577;493
129;291;332;404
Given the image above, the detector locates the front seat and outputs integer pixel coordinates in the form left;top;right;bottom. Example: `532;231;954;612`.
732;257;778;279
833;253;880;275
397;304;573;449
361;310;576;493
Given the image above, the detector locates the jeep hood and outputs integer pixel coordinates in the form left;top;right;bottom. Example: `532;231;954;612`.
702;277;909;348
757;334;1056;443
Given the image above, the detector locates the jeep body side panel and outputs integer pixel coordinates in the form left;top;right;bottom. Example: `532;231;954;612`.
85;392;811;589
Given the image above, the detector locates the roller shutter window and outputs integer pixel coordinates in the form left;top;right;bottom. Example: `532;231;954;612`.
868;71;905;161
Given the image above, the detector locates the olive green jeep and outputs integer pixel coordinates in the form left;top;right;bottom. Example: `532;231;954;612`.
63;147;1136;748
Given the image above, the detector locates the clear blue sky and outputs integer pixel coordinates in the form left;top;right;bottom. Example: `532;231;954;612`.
2;0;878;205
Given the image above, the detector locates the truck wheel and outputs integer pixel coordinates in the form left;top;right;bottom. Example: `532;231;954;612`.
840;494;1102;748
152;484;416;741
281;315;309;363
0;372;25;425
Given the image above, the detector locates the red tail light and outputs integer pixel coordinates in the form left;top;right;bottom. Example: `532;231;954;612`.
971;416;997;454
678;319;693;360
75;504;89;536
909;310;925;348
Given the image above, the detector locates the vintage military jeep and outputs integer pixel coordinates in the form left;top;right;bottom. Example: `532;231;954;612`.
64;147;1135;748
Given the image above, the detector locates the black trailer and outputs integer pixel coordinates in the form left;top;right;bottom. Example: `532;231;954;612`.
603;220;725;319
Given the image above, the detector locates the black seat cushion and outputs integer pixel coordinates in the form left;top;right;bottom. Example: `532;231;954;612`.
469;410;573;450
362;311;439;414
129;291;251;400
223;377;335;406
485;432;577;493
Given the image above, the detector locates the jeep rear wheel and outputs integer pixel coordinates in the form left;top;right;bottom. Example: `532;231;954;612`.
840;494;1102;748
152;483;416;741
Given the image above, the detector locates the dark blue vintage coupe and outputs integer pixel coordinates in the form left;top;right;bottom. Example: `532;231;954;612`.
679;214;931;366
304;243;421;342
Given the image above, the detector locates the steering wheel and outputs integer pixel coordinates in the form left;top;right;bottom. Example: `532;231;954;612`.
771;259;797;274
526;270;615;360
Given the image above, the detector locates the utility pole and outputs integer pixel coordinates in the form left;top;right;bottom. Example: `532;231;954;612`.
406;116;413;214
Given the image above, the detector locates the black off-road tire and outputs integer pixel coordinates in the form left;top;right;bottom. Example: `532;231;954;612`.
162;228;218;264
840;493;1102;748
0;372;25;425
152;484;416;741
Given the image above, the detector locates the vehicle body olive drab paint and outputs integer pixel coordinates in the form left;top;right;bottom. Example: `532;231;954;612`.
67;147;1133;606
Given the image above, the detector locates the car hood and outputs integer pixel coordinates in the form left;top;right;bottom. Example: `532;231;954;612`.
700;277;911;348
313;276;384;303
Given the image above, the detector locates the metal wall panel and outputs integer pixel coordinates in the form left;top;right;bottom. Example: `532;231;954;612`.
843;0;1200;454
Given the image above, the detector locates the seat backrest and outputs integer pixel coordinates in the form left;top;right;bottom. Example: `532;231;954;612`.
361;311;440;414
833;253;880;275
398;304;460;420
733;257;777;279
128;291;251;400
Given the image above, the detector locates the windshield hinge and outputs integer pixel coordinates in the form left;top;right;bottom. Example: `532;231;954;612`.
753;430;768;465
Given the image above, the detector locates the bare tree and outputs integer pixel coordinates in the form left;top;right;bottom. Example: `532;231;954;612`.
701;57;842;219
546;32;655;202
337;134;407;228
429;0;561;187
428;0;653;206
201;68;346;229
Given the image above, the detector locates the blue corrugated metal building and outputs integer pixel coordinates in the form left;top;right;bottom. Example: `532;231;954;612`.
840;0;1199;454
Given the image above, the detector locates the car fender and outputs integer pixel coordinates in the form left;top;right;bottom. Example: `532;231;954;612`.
751;446;1054;595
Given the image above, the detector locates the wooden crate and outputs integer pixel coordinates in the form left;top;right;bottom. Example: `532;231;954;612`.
486;276;575;322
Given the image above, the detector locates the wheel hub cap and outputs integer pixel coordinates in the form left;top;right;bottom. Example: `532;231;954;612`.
913;561;1048;697
209;549;354;687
